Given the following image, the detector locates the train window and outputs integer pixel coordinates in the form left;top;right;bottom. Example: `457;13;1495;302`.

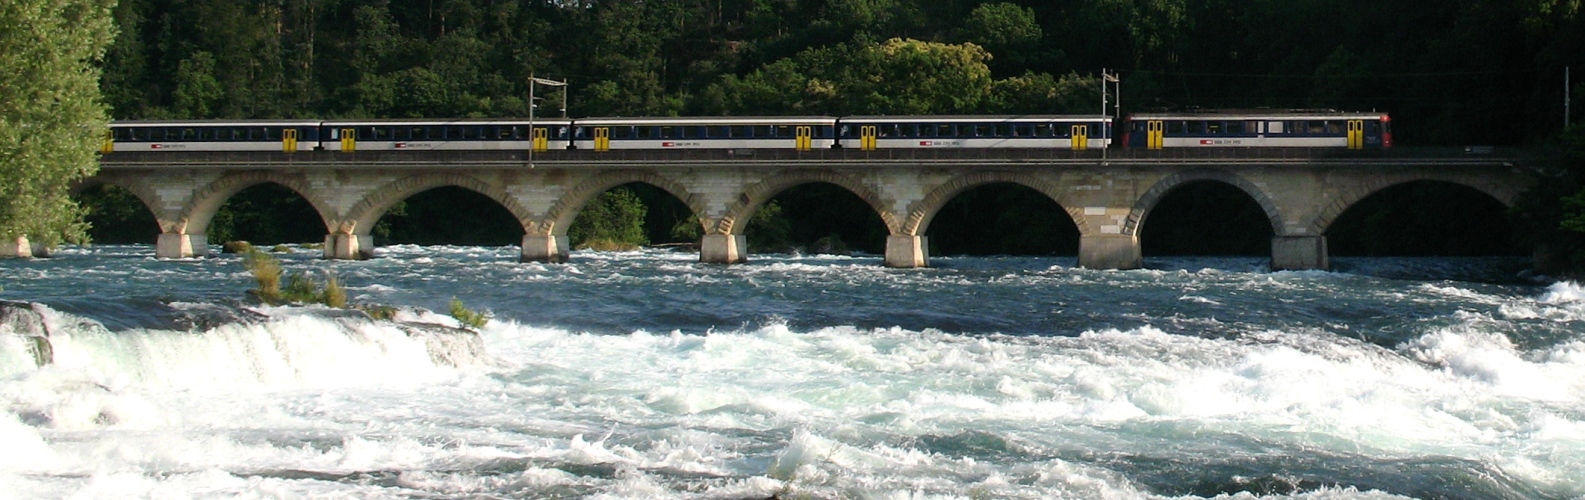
730;126;751;137
929;124;948;137
1226;121;1244;134
707;126;728;138
179;128;196;140
973;124;992;137
1206;122;1224;134
1267;121;1283;134
1325;121;1344;134
460;126;478;139
680;126;698;139
657;126;674;139
1305;121;1325;134
775;125;792;137
1031;124;1049;137
1167;121;1186;134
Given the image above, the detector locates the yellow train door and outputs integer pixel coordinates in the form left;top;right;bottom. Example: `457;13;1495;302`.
532;127;548;152
796;126;812;151
1071;125;1089;150
594;127;610;152
283;128;298;153
100;129;114;153
1347;120;1364;149
860;125;877;151
339;128;356;152
1148;120;1164;150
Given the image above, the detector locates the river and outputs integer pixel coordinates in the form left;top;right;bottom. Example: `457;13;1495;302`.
1;245;1581;499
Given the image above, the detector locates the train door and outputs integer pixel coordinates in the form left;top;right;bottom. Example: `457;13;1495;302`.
283;128;298;152
1147;121;1164;149
339;128;356;152
1346;120;1364;149
796;126;812;151
860;125;877;151
594;127;610;152
100;129;114;153
532;127;548;152
1070;125;1088;150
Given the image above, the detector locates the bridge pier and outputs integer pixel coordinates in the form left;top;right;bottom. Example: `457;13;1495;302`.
156;233;208;259
0;236;46;258
1271;235;1328;271
1079;234;1142;270
324;234;375;260
885;235;929;268
521;235;569;263
700;234;747;264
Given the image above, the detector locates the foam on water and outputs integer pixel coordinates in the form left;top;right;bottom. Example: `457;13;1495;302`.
0;249;1578;498
0;308;1577;498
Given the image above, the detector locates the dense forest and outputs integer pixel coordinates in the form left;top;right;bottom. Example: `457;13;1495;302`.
83;0;1585;264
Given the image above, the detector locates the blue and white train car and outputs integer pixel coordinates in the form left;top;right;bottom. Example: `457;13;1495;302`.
836;115;1114;150
571;117;839;151
105;120;323;153
319;119;574;152
1125;111;1392;149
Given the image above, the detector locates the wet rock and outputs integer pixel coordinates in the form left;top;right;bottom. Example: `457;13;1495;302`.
1;300;53;367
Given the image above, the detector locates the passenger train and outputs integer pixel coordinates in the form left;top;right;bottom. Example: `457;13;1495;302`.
102;110;1391;154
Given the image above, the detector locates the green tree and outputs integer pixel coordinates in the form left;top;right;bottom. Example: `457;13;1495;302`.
962;2;1041;71
569;187;649;250
0;0;116;248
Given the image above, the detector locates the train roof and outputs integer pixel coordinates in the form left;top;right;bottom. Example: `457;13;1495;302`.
838;115;1112;122
320;118;572;126
111;120;324;127
1128;110;1389;120
572;116;838;125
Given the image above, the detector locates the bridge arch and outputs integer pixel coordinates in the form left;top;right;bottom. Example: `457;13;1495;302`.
540;170;704;237
343;173;531;236
903;171;1090;236
177;171;333;236
1125;169;1281;237
70;176;167;226
1310;172;1524;236
718;170;899;235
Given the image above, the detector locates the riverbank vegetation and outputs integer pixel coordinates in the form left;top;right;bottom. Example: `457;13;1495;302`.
0;0;116;248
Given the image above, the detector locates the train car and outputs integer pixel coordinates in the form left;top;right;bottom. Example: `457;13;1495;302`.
836;115;1114;150
571;116;839;151
105;120;323;153
320;119;574;152
1124;111;1392;149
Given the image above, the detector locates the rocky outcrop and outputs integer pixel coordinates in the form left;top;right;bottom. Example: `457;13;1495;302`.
1;300;53;367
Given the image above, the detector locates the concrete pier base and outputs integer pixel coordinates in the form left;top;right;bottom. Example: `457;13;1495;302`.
324;234;375;260
1271;235;1328;271
884;235;929;268
156;233;208;259
521;235;569;263
0;236;34;258
700;234;747;264
1079;234;1142;270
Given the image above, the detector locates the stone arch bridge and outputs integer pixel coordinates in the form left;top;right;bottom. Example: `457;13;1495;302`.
79;148;1532;270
